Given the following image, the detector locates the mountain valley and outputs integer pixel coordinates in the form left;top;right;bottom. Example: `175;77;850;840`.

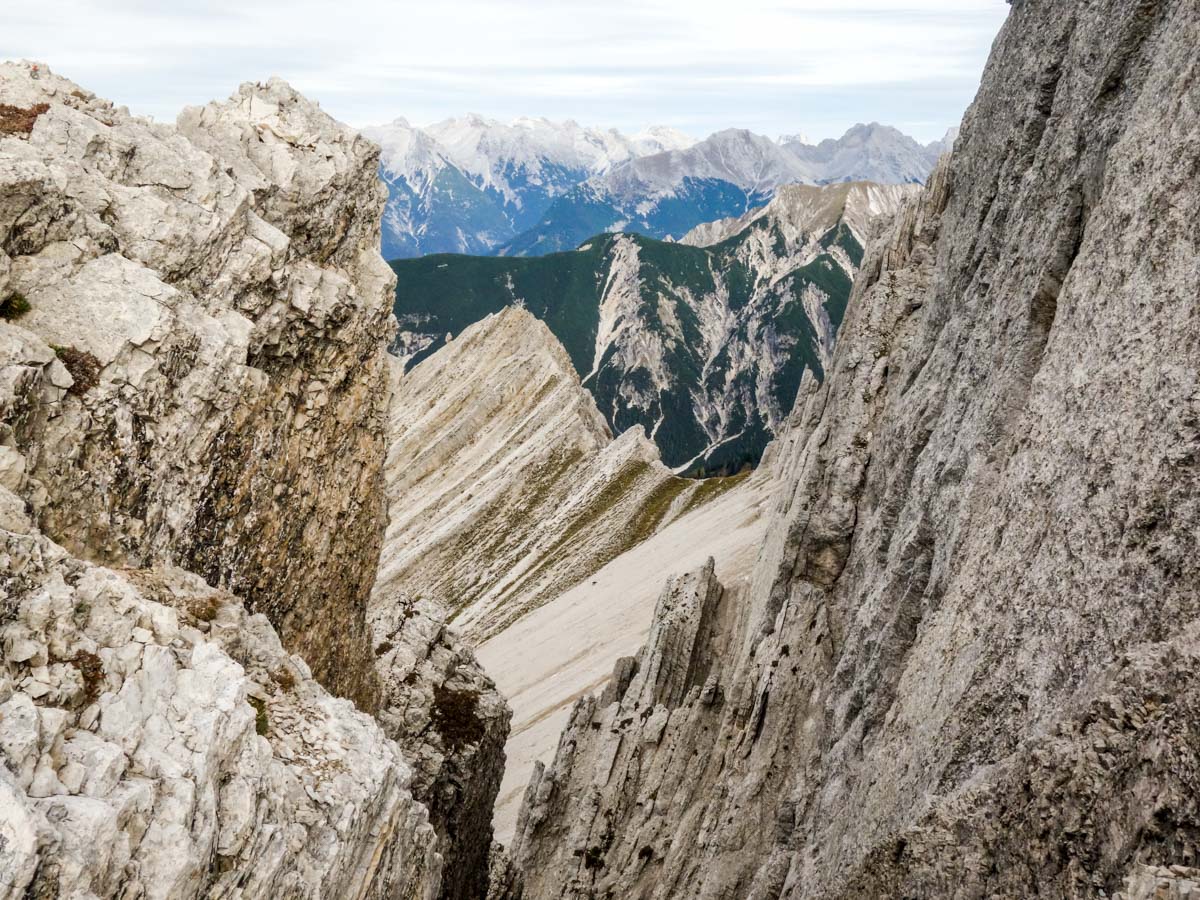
392;181;915;475
2;0;1199;896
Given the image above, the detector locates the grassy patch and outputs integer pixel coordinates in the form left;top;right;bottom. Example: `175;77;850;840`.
625;475;695;547
189;594;222;623
52;345;101;396
431;684;486;750
248;696;269;736
680;469;753;516
0;293;31;321
72;651;104;705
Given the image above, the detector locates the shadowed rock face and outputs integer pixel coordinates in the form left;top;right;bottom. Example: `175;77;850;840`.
1;64;509;900
0;63;393;712
506;0;1200;896
371;592;511;900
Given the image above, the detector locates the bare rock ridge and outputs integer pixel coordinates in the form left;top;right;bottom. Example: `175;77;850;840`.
507;0;1200;896
0;63;390;712
376;306;751;644
677;180;916;250
375;305;765;848
476;462;772;846
0;63;507;899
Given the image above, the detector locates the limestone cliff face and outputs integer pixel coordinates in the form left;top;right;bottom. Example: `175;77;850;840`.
0;63;391;710
0;64;505;899
508;0;1200;896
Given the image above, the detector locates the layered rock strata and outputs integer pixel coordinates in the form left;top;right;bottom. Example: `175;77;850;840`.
508;0;1200;895
0;63;391;710
1;63;507;899
375;307;747;643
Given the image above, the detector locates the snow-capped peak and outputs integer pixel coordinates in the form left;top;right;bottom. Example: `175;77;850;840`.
364;115;696;205
632;125;698;155
602;127;818;200
361;119;451;190
777;132;811;146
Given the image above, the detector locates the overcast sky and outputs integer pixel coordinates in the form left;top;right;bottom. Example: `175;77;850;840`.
3;1;1010;143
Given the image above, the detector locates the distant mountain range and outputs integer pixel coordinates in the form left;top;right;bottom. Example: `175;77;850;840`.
362;115;695;258
390;181;916;475
363;116;955;259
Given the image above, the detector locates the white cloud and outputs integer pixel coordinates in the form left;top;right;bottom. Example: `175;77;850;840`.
1;0;1010;142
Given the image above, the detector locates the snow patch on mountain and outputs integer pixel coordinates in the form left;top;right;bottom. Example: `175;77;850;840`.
362;115;698;257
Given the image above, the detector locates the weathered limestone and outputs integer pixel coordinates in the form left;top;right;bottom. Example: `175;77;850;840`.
371;592;510;900
1;63;507;899
0;62;392;710
508;0;1200;896
375;306;765;852
0;526;442;900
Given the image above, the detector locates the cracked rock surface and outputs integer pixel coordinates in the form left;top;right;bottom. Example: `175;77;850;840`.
0;63;507;899
0;535;441;899
371;591;510;900
508;0;1200;896
0;61;392;711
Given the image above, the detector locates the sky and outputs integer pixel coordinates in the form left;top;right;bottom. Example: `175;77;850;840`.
2;1;1010;144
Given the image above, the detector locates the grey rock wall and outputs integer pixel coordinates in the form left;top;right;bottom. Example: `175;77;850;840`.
0;63;392;711
1;63;508;900
507;0;1200;896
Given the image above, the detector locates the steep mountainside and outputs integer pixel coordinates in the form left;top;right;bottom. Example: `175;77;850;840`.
362;116;694;258
500;125;945;256
478;464;773;844
0;65;505;900
375;306;748;642
392;182;912;474
505;0;1200;896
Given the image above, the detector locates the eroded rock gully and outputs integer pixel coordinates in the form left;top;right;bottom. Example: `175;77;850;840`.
1;62;506;900
505;0;1200;897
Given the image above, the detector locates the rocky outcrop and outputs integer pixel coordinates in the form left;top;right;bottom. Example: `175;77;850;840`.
1;63;500;899
677;181;916;251
370;594;510;900
507;0;1200;896
0;528;441;900
376;306;759;860
478;464;771;844
0;62;391;711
